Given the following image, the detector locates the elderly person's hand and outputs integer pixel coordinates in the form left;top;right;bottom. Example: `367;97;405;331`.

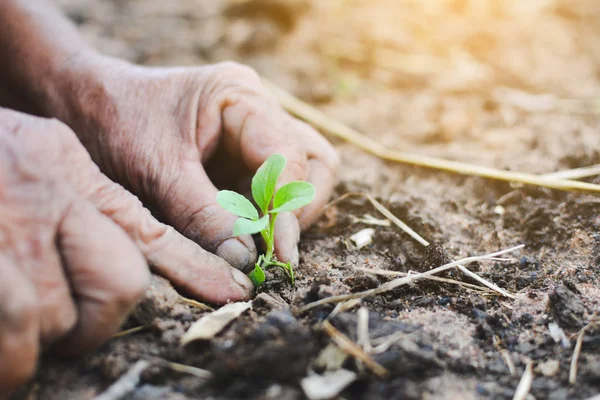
0;107;257;394
53;57;339;276
0;109;150;393
1;0;338;304
0;0;338;394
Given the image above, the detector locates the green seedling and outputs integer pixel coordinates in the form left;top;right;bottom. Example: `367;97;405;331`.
216;154;316;287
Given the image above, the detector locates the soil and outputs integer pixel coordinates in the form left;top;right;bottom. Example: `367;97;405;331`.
13;1;600;399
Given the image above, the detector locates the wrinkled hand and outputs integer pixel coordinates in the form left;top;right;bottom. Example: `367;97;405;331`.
62;58;339;274
0;108;253;395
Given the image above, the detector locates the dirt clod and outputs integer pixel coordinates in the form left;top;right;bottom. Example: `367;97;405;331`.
549;284;587;329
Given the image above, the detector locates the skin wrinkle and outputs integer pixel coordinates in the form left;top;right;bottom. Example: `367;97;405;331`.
91;182;169;249
179;200;229;250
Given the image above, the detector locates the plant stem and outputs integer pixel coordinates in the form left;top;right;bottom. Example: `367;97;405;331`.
262;213;278;264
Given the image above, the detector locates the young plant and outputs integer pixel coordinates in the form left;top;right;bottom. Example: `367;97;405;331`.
216;154;316;287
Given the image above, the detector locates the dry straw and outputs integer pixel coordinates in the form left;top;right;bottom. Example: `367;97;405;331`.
264;79;600;194
300;245;524;312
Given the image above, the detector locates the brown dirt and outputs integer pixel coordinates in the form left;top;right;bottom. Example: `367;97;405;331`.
14;0;600;399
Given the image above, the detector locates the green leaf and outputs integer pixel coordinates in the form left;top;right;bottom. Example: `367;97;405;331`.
270;181;316;214
233;215;269;236
217;190;258;220
247;264;266;287
251;154;286;213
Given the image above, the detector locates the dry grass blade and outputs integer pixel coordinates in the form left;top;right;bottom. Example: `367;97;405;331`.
570;315;599;385
264;79;600;194
513;361;534;400
93;360;149;400
355;266;493;293
300;245;524;312
150;358;212;379
351;214;391;227
322;320;388;378
325;192;429;247
328;298;362;320
457;265;516;299
111;325;151;339
541;163;600;181
365;194;430;246
372;331;409;354
179;295;214;311
494;336;516;376
501;351;517;376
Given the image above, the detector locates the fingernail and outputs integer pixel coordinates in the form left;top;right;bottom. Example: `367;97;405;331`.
231;268;255;294
216;239;251;271
291;246;299;266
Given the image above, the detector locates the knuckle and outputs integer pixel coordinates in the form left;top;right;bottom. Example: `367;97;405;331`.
92;182;169;250
327;148;341;173
283;150;309;180
48;119;80;149
218;61;261;82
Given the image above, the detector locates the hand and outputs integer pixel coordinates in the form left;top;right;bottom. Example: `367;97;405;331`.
0;108;253;395
58;56;339;273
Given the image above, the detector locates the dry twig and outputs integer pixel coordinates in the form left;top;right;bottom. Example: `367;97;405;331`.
371;331;411;355
112;325;151;339
93;360;149;400
354;266;493;293
300;245;524;312
179;296;214;311
264;79;600;194
513;361;534;400
570;315;599;385
327;298;362;320
149;357;212;380
541;164;600;181
322;320;388;377
325;192;429;246
494;336;516;376
456;265;516;299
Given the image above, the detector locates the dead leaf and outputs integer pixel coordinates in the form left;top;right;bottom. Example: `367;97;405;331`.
180;301;252;346
301;369;357;400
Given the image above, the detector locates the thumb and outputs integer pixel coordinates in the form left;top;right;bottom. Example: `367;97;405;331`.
151;161;259;272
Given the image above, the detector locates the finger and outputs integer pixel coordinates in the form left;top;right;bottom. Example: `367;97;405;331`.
0;256;40;394
222;100;310;187
273;212;300;264
294;120;339;229
86;177;254;303
298;158;337;229
156;162;258;272
21;240;78;349
222;102;311;262
51;200;150;355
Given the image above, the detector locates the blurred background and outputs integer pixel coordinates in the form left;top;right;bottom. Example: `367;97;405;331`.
56;0;600;176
